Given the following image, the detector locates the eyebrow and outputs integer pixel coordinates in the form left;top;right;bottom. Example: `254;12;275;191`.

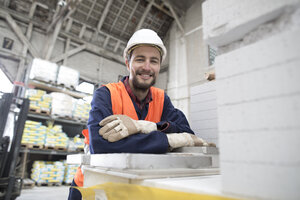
135;55;160;61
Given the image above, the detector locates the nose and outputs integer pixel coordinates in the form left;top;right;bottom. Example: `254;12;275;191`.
142;59;151;70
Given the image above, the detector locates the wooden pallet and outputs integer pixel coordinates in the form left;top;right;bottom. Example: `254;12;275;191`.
57;83;76;91
36;182;62;187
44;145;55;150
21;143;43;150
52;113;73;120
54;146;67;151
76;148;84;153
22;178;35;189
29;107;50;115
72;117;88;123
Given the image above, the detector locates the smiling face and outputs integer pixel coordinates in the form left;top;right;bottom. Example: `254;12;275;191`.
126;45;161;91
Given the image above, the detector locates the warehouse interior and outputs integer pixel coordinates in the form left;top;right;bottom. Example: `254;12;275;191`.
0;0;300;200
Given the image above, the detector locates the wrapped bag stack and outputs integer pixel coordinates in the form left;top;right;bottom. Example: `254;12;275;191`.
45;125;69;150
72;99;91;121
64;162;79;184
21;120;46;147
57;66;79;89
51;92;74;118
29;58;58;83
26;89;52;113
31;161;65;185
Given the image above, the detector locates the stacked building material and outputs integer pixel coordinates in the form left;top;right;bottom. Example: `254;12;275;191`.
26;89;52;114
31;161;65;185
73;136;84;150
21;120;46;147
72;99;91;121
57;66;80;89
50;92;74;118
44;125;69;150
29;58;58;83
64;163;79;184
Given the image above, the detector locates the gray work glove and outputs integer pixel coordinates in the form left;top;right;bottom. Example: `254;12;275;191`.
166;133;216;149
99;115;157;142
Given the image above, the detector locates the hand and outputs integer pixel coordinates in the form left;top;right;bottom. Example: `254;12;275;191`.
99;115;157;142
166;133;215;149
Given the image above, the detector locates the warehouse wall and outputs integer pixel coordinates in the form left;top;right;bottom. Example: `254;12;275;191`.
203;0;300;199
168;0;210;120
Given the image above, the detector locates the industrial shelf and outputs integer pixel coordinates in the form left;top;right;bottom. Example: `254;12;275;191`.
27;79;89;99
27;112;87;126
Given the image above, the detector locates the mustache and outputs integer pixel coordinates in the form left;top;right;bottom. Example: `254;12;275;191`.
136;69;155;76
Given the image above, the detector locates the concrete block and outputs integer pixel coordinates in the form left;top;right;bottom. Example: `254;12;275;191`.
190;118;218;130
215;28;300;79
173;147;219;155
190;91;217;104
190;100;217;112
90;153;212;169
220;129;300;164
221;162;300;200
67;154;90;165
202;0;299;47
217;59;300;105
190;82;216;95
218;94;300;132
190;109;218;121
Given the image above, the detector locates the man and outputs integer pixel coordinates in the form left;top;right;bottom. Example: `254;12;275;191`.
68;29;209;199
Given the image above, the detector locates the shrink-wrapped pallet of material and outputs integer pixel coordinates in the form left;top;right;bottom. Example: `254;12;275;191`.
44;125;69;150
57;66;79;89
26;89;52;114
31;161;65;185
50;92;73;118
72;99;91;121
64;163;79;184
29;58;58;83
21;120;46;147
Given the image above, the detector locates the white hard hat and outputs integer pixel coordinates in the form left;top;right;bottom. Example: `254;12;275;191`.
123;29;167;62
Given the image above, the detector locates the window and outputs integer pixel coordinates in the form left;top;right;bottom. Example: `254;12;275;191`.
208;46;217;66
0;68;13;93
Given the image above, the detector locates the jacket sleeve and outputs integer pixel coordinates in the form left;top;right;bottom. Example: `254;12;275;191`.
87;87;169;154
157;93;195;134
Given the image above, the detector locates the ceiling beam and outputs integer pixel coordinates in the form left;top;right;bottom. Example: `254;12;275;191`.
86;0;97;21
120;0;139;36
44;18;63;60
109;0;127;33
2;12;39;58
51;44;86;63
4;0;10;7
135;0;154;31
60;31;124;64
97;0;113;31
163;0;184;34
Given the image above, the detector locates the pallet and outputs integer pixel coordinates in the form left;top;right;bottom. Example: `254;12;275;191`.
22;178;35;189
72;116;88;123
57;83;76;91
76;148;84;153
29;107;50;115
36;182;62;187
21;143;43;150
44;145;55;150
54;146;67;151
52;113;73;120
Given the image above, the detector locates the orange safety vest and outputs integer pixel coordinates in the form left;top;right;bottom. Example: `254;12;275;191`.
74;82;165;187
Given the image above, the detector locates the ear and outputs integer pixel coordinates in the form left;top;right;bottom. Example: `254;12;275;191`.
125;59;130;71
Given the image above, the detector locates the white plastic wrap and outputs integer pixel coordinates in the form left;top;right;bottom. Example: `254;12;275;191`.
50;92;74;117
30;58;58;83
56;65;79;89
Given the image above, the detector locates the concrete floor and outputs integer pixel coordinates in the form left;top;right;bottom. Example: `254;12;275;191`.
16;186;70;200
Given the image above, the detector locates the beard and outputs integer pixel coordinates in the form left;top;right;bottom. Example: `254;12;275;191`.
132;70;156;91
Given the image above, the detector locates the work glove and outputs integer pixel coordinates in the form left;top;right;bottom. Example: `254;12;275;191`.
166;133;215;149
99;115;157;142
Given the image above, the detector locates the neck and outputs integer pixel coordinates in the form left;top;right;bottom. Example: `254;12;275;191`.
129;80;149;101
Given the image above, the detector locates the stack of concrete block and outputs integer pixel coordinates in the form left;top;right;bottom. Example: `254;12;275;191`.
202;0;300;199
190;82;218;146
